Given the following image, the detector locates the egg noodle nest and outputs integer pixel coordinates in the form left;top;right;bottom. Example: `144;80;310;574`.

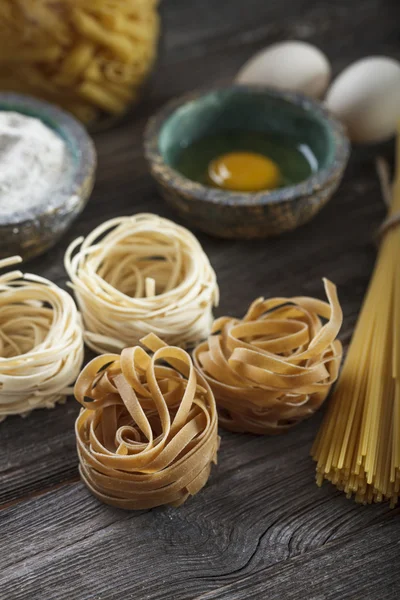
0;256;84;421
75;333;219;509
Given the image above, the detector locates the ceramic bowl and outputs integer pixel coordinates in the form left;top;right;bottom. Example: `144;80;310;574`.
0;93;96;260
144;85;350;239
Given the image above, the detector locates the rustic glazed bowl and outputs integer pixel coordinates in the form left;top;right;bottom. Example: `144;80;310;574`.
0;93;96;260
144;85;350;239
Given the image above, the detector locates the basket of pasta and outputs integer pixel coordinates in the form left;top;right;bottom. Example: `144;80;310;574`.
0;0;160;128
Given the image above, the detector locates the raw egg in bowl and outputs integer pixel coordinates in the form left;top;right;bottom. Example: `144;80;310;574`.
144;85;349;239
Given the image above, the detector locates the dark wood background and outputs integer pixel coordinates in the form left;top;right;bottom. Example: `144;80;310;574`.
1;1;400;598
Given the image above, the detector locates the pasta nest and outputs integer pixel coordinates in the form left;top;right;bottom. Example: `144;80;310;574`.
74;333;219;509
65;214;219;354
194;279;343;435
0;256;84;421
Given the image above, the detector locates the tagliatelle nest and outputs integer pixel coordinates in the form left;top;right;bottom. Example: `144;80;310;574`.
74;334;219;509
193;279;343;435
65;214;219;354
0;256;84;421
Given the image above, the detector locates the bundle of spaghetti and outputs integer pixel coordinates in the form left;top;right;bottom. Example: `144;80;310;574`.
65;214;219;354
0;256;84;421
194;279;343;435
74;333;219;509
0;0;160;126
312;134;400;506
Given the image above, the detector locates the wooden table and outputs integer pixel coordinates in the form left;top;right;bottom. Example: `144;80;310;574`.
2;1;400;598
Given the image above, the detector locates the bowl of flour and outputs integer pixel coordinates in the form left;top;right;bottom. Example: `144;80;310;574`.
0;93;96;260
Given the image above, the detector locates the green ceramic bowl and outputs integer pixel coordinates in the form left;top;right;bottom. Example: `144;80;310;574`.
0;93;96;260
144;85;350;239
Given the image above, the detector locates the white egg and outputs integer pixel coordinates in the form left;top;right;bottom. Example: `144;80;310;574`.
236;41;331;99
325;56;400;143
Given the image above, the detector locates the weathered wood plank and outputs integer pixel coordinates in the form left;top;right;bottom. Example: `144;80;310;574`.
0;420;397;600
163;0;399;67
196;519;400;600
0;401;79;506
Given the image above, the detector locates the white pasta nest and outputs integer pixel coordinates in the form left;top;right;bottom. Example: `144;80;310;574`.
0;256;84;421
65;214;219;354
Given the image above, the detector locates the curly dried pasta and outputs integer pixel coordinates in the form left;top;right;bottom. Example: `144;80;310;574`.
74;334;219;509
0;256;84;421
65;214;219;354
0;0;160;126
194;279;343;434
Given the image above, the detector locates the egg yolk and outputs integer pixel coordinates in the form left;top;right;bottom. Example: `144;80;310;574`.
208;151;281;192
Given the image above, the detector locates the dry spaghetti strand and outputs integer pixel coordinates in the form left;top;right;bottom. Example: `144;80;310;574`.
74;334;219;509
0;256;84;421
194;279;343;434
312;130;400;506
65;214;219;354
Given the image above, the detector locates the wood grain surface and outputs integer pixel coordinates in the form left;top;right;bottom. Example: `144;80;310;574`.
1;1;400;598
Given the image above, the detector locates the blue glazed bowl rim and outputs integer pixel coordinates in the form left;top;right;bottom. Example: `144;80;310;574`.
0;92;97;225
144;84;350;207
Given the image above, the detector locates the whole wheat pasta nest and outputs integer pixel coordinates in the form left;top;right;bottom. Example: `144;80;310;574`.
74;333;219;509
193;279;343;435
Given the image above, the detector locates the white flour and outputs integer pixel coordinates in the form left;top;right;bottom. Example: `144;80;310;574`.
0;111;67;219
